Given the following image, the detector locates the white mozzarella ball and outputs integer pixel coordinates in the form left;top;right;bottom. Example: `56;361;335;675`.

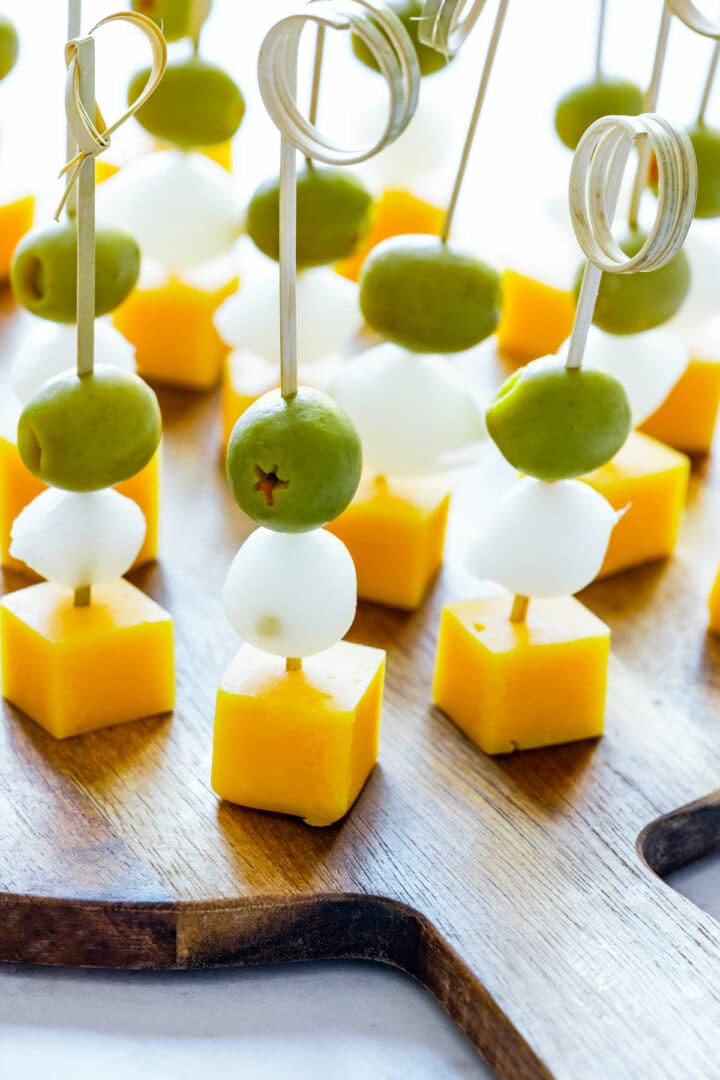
223;528;357;658
465;477;620;597
11;320;135;405
680;313;720;361
670;225;720;330
355;90;454;188
331;343;485;477
11;489;145;588
557;325;688;426
97;150;241;269
215;262;361;365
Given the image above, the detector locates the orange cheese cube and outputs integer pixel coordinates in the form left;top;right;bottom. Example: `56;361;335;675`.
496;270;576;364
1;579;174;739
640;358;720;455
0;194;34;281
336;188;444;282
212;641;385;826
113;272;238;390
326;476;451;610
95;159;121;184
0;435;160;575
582;431;689;579
432;593;609;754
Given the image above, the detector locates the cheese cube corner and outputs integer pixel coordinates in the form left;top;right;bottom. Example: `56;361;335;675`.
212;641;385;826
640;358;720;455
0;194;35;281
0;435;160;575
1;580;174;739
326;477;451;610
113;273;238;390
582;431;689;579
432;594;609;754
336;188;444;282
495;270;576;364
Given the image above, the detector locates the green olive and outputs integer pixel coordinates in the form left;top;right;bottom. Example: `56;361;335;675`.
352;0;450;77
128;57;244;149
0;15;18;82
359;235;501;352
554;77;644;151
131;0;210;43
246;167;373;268
486;357;632;481
687;124;720;219
11;221;140;323
227;387;362;532
17;367;162;492
576;227;691;335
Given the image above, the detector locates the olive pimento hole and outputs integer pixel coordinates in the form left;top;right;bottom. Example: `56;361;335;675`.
254;464;289;507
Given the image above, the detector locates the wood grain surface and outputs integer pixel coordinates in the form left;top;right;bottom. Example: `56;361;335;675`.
1;298;719;1079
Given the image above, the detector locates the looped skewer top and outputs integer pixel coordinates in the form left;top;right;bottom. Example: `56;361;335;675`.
418;0;488;57
258;0;419;166
257;0;421;398
667;0;720;39
55;11;167;220
564;112;697;370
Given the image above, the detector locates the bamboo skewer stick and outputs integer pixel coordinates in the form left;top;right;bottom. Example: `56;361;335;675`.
697;39;720;125
440;0;510;245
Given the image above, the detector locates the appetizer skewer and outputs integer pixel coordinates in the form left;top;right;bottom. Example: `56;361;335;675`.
0;13;174;740
212;0;422;825
434;112;696;753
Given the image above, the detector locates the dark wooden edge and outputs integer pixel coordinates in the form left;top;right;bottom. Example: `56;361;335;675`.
637;790;720;878
0;891;551;1080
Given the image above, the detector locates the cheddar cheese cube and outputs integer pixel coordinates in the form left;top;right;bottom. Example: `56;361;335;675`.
495;270;576;364
212;641;385;826
336;188;444;282
582;431;689;579
0;435;160;575
432;593;609;754
326;476;451;610
0;194;34;281
113;272;238;390
640;358;720;455
1;579;174;739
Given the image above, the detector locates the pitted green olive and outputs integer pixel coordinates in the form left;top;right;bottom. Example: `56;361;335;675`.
0;16;18;81
17;367;162;492
128;57;245;149
576;227;691;335
11;221;140;323
688;124;720;219
359;235;501;352
131;0;210;43
352;0;451;77
227;387;362;532
486;357;632;480
554;77;644;151
246;166;373;268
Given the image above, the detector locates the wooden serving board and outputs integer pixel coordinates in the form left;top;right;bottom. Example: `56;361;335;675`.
1;302;720;1079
